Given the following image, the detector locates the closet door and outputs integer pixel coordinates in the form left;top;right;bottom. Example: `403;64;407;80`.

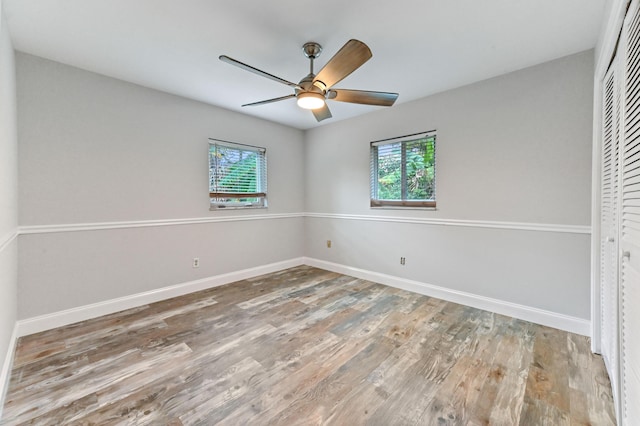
620;0;640;422
600;61;621;411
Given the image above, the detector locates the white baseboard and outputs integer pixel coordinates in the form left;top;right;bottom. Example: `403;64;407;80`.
0;323;19;419
16;257;305;337
303;257;591;336
14;255;590;339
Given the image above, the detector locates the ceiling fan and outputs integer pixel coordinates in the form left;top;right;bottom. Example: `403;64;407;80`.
219;39;399;122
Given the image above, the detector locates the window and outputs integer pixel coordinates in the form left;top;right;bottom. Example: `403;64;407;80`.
370;131;436;208
209;139;267;209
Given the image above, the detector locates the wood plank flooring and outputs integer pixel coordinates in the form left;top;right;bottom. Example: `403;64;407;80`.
1;266;615;425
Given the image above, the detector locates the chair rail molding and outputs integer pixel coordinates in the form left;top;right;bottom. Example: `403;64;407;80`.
305;212;591;234
0;230;18;253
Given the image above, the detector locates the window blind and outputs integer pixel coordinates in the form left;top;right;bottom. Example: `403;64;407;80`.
370;131;436;208
209;139;267;209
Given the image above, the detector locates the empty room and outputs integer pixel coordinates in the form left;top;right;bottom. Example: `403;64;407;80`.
0;0;638;424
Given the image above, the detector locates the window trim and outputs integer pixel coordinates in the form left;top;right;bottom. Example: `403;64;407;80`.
208;138;267;210
370;130;436;209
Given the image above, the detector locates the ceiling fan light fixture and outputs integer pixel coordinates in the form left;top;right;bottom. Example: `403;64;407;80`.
297;92;325;110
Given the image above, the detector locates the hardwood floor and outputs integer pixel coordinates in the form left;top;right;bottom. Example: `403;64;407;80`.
2;266;615;425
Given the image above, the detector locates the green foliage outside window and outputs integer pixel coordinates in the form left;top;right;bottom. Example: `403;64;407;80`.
373;136;435;204
209;141;266;207
210;148;257;189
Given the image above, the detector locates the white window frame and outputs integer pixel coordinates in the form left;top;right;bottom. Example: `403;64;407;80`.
209;138;267;210
370;130;436;209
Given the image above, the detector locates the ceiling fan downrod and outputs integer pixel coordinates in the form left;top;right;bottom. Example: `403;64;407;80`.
302;42;322;76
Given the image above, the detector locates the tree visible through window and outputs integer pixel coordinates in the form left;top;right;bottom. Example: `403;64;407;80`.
370;132;436;208
209;139;267;209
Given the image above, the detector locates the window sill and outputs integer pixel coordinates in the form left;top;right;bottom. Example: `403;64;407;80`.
371;200;436;209
370;206;437;211
209;205;268;211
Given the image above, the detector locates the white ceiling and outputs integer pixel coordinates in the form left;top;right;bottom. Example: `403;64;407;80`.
4;0;608;130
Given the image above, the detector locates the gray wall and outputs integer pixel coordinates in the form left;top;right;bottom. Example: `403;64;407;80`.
15;49;594;323
0;0;18;395
305;51;594;319
17;53;306;318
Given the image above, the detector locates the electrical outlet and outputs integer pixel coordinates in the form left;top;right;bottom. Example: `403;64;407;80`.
193;257;200;268
400;257;406;265
327;240;332;248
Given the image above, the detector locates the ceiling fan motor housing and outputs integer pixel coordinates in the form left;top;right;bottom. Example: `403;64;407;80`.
296;73;325;96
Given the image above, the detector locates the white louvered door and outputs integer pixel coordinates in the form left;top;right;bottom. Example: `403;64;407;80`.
600;61;621;413
599;1;640;423
620;1;640;423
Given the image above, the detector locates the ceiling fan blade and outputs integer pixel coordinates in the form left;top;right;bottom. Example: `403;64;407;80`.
220;55;301;89
313;39;372;90
312;103;332;122
242;94;296;107
328;89;398;106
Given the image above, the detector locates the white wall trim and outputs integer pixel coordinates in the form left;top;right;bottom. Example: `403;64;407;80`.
18;213;304;235
0;323;18;420
305;212;591;234
16;213;589;236
595;0;627;74
303;257;591;336
591;75;604;354
0;229;18;253
16;257;305;337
